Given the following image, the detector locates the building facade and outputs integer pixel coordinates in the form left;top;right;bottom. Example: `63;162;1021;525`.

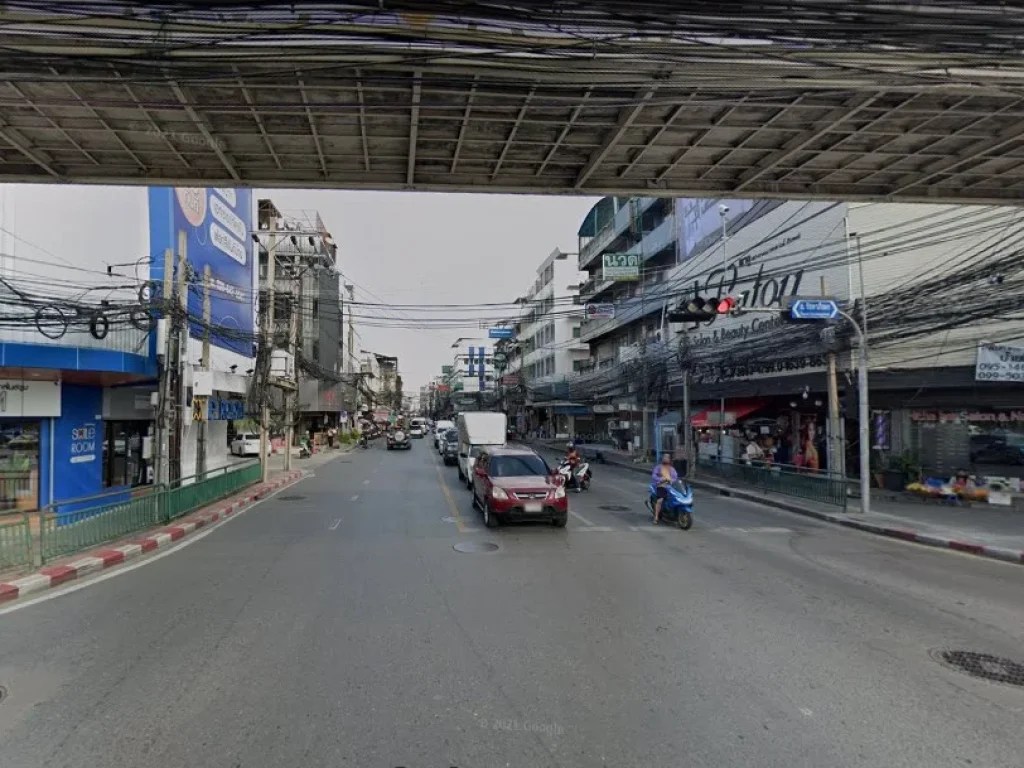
502;248;589;437
566;195;1024;486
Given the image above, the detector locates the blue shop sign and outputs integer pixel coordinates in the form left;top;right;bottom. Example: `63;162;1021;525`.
206;397;245;421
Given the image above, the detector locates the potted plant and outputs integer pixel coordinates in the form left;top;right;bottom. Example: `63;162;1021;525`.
885;450;920;491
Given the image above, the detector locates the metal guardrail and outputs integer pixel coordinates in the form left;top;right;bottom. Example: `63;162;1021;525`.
0;513;31;569
37;460;261;564
696;457;847;508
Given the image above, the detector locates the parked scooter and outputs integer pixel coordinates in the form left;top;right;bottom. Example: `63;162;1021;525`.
298;437;312;459
360;433;369;449
557;458;592;492
645;479;694;530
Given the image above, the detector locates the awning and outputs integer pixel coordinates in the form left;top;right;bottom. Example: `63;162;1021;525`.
691;399;766;428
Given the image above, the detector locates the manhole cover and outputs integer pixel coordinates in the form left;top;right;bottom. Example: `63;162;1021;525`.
599;505;631;512
930;649;1024;687
453;541;499;553
279;494;306;501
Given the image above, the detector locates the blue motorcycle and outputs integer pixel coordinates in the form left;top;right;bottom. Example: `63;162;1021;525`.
645;479;694;530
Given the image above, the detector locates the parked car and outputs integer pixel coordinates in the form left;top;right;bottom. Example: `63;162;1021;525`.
231;432;271;457
471;446;567;528
441;428;459;466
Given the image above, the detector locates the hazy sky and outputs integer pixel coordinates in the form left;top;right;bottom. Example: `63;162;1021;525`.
262;190;600;392
0;185;598;394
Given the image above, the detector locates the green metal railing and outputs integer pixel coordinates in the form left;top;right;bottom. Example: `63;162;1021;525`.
697;456;847;508
38;460;261;564
0;513;31;569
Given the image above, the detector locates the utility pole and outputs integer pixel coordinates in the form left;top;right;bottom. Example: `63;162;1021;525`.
346;283;356;374
682;367;693;477
284;273;300;472
717;205;728;463
821;276;844;485
154;247;175;487
259;215;278;483
196;265;211;480
172;232;188;483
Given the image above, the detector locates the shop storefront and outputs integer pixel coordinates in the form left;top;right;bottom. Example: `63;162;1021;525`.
907;408;1024;486
0;378;60;512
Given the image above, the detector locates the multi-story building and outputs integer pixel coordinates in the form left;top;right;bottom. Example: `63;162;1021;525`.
255;201;346;441
502;248;589;436
569;195;1024;487
0;183;256;511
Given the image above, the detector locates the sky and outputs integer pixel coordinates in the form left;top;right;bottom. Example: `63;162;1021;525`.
259;190;600;393
0;184;598;395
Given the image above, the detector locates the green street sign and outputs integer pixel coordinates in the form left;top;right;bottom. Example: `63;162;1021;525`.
602;252;640;281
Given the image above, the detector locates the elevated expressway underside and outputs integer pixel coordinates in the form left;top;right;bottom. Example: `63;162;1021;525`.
2;2;1024;203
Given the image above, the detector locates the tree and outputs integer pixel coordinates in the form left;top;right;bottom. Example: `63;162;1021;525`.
393;374;403;410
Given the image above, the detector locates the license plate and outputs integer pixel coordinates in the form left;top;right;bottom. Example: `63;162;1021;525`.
524;501;542;513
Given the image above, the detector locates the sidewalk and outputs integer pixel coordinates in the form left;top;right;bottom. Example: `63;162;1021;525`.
0;445;353;604
527;438;1024;566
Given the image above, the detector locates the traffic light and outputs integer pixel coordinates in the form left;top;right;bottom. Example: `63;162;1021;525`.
668;296;738;323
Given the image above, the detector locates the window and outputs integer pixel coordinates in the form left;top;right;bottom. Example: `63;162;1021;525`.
573;325;581;338
102;421;150;489
0;421;40;511
312;298;319;319
312;340;320;361
489;454;549;477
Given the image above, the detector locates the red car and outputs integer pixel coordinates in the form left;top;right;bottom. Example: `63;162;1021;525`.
471;446;568;528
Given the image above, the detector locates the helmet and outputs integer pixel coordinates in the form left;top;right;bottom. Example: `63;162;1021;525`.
566;441;575;449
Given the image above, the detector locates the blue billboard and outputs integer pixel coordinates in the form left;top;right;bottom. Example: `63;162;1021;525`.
148;187;254;357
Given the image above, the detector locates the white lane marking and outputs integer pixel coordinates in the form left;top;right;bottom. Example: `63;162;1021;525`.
576;526;614;532
362;479;369;485
714;526;793;534
0;477;310;617
329;518;342;530
351;494;359;501
569;509;597;527
799;708;813;717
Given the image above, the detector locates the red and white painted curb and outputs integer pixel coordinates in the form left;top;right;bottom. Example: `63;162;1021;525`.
0;470;305;605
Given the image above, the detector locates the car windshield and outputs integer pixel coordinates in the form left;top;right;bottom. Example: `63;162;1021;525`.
489;455;548;477
444;429;458;442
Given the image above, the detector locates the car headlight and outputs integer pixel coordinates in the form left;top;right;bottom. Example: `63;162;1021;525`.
491;487;509;500
553;486;566;499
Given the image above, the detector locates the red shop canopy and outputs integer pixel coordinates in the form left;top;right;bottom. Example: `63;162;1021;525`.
691;399;767;428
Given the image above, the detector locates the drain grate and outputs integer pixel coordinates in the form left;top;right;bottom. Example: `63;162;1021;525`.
454;541;499;553
279;494;306;501
930;649;1024;687
599;504;631;512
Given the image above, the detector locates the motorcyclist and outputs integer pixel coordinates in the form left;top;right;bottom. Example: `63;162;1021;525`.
651;453;678;525
564;441;581;490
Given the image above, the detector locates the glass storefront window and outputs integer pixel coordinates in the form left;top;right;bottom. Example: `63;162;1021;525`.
102;421;151;488
0;421;40;511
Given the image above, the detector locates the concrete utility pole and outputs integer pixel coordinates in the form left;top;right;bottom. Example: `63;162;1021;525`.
154;247;175;487
345;283;356;374
259;216;278;484
173;232;188;484
284;273;300;472
196;264;212;480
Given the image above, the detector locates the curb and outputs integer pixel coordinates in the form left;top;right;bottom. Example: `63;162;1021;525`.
0;470;306;605
527;440;1024;567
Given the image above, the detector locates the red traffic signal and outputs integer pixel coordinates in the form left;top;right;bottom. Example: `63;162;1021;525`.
668;295;738;323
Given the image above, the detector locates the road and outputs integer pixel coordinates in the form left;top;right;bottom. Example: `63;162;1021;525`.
1;437;1023;768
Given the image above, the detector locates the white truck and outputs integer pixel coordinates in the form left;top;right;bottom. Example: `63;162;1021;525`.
456;412;508;489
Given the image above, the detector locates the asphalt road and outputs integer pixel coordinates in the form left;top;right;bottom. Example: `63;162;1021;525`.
1;435;1023;768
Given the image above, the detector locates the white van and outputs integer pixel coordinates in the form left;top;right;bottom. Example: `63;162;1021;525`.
456;412;507;489
433;420;455;450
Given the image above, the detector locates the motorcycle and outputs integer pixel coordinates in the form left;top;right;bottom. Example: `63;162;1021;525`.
298;437;312;459
556;459;592;492
360;433;369;449
645;479;694;530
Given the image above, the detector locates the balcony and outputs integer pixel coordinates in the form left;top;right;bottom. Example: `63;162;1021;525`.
579;197;662;271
